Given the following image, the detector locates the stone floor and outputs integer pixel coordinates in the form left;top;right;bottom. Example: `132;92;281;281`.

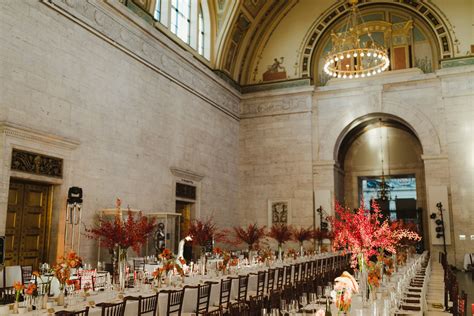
456;270;474;314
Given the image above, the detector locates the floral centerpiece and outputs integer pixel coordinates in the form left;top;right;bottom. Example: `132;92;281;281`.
292;226;313;256
13;281;23;312
24;283;37;311
186;218;225;257
226;223;266;252
367;260;381;299
331;271;359;315
286;248;298;260
267;224;292;261
257;246;274;266
52;250;82;305
154;248;185;286
85;198;156;290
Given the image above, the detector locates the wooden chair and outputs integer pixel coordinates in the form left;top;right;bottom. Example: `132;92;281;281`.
284;265;292;287
248;271;265;300
213;278;232;311
93;271;108;291
55;307;89;316
265;268;276;295
275;267;284;290
0;287;16;305
161;289;184;315
133;258;145;273
184;283;212;314
293;264;300;284
21;265;33;284
96;301;126;316
230;274;249;303
125;293;159;316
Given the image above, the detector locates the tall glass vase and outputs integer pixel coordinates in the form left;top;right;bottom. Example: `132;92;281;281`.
117;247;128;293
278;244;283;261
358;257;369;307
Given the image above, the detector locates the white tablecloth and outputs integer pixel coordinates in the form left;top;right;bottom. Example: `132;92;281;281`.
2;253;339;316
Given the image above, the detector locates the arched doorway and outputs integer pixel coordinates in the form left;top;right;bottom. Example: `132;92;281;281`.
335;114;428;248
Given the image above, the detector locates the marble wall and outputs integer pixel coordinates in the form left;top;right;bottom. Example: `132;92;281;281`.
0;0;240;263
241;67;474;268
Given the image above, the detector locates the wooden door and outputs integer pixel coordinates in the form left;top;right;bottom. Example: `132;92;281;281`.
5;180;51;268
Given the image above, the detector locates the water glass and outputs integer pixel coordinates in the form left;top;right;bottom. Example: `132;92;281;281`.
261;308;268;316
280;299;287;312
271;308;279;316
299;294;307;308
309;292;317;304
316;286;323;304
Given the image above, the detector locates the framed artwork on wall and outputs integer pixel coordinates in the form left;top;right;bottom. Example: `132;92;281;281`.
267;199;292;227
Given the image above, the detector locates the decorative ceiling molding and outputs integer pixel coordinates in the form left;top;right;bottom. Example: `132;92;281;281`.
298;0;455;80
41;0;241;120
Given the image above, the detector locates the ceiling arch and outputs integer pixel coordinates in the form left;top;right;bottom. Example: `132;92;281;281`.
214;0;463;85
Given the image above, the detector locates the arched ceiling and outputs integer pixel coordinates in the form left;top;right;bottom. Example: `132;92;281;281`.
213;0;471;85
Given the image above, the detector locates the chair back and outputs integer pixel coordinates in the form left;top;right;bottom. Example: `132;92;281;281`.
125;294;158;316
93;271;108;291
78;270;96;290
255;271;266;298
237;275;249;302
197;283;212;313
266;269;275;294
163;289;184;315
293;264;300;284
204;307;223;316
275;267;284;290
98;301;126;316
219;278;232;308
21;266;33;284
284;265;292;286
0;287;15;305
55;307;89;316
133;258;145;273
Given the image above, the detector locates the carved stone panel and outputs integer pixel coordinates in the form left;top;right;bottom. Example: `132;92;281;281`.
11;149;63;178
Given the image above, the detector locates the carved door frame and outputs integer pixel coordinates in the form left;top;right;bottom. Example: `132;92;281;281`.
0;122;80;263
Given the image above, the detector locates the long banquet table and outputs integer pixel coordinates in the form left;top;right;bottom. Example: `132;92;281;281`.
4;252;341;316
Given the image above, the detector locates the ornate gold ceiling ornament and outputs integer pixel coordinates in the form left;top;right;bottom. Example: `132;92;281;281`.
323;0;389;79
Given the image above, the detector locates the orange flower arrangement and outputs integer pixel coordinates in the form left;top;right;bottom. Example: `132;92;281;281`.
157;248;185;277
367;261;381;289
53;250;82;290
287;248;298;259
13;281;24;302
213;247;223;256
24;283;37;296
159;248;173;261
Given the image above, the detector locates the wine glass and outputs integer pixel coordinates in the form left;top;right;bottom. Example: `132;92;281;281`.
261;308;268;316
316;286;323;306
280;299;287;313
299;294;307;308
290;299;298;315
309;292;317;305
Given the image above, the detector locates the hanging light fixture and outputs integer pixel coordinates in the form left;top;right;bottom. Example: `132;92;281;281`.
378;119;390;201
323;0;390;80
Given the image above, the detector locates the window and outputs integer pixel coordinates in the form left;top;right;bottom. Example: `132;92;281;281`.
171;0;191;44
154;0;161;21
198;5;205;56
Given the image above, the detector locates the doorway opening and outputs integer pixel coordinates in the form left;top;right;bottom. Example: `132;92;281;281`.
336;114;427;250
5;179;53;268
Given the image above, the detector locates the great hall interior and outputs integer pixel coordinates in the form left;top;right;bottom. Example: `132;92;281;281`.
0;0;473;315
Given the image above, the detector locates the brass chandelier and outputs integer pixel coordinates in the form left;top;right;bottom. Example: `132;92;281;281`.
323;0;390;79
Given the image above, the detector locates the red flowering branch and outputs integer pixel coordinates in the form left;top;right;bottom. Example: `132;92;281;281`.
292;226;313;244
226;223;266;250
268;224;292;246
85;202;156;254
186;218;225;247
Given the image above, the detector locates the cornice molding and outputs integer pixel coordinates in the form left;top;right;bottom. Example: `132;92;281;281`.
240;91;312;118
0;121;80;150
41;0;240;120
170;167;205;182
